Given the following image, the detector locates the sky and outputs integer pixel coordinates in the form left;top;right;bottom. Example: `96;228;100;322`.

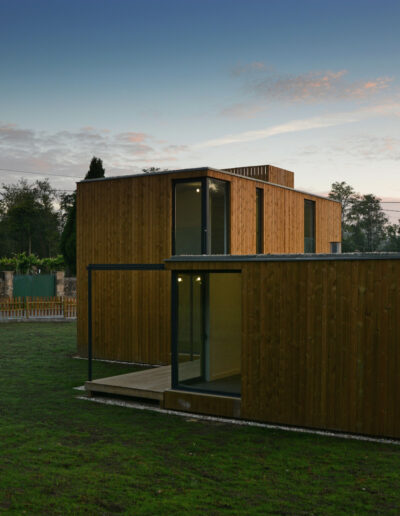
0;0;399;216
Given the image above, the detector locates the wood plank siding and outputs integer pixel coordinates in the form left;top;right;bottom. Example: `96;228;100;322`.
166;256;400;439
223;164;295;188
77;168;341;363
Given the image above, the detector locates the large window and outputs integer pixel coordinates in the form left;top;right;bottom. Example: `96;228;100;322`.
304;200;316;253
174;181;203;255
173;178;229;255
172;271;241;397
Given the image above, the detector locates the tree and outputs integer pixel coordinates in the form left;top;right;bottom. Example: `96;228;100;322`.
328;182;390;252
0;179;60;257
60;157;105;275
142;167;162;173
328;181;358;226
384;222;400;251
347;194;388;251
328;181;360;251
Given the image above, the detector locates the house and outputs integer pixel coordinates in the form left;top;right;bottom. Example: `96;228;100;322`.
77;165;341;364
78;165;400;439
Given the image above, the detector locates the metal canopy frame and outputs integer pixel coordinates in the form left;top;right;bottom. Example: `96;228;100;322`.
86;263;165;381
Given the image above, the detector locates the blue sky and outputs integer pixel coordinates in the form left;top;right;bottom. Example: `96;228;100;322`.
1;0;399;209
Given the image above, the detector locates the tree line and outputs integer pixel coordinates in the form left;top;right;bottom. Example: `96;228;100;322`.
328;182;400;252
0;157;105;275
1;161;399;277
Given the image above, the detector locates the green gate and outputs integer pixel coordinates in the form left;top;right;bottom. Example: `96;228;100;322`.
13;274;56;298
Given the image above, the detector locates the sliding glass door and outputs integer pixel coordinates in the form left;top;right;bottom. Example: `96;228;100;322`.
173;178;229;255
172;271;241;397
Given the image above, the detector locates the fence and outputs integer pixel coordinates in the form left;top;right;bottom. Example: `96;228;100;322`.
0;296;77;320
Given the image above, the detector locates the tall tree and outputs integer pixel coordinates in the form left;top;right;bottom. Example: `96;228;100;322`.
347;194;388;251
329;182;390;252
0;179;60;257
60;157;105;275
328;181;360;251
328;181;358;226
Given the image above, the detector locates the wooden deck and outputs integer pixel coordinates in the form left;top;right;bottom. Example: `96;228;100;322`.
85;365;172;401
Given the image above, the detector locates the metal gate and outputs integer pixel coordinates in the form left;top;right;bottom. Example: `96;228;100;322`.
13;274;56;298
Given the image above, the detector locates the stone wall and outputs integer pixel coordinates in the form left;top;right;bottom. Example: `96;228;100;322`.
0;272;14;298
64;277;77;298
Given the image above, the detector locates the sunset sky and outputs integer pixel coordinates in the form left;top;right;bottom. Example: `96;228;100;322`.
1;0;399;215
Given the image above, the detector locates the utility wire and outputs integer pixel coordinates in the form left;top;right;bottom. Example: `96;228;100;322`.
0;167;81;179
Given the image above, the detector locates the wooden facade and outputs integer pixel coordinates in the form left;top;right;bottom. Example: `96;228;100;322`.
77;167;341;363
164;255;400;439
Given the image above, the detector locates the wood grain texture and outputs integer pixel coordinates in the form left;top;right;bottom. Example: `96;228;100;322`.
77;168;340;364
240;258;400;439
222;165;295;188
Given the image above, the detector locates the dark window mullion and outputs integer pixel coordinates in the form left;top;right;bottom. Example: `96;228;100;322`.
202;178;209;254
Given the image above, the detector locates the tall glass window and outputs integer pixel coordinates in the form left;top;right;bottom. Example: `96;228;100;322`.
173;272;241;396
173;178;229;255
208;179;229;254
174;181;202;255
256;188;264;253
304;200;316;253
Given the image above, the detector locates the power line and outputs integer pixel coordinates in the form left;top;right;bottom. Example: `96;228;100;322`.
0;167;81;179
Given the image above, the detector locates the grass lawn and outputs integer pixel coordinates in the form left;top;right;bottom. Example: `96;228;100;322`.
1;323;400;515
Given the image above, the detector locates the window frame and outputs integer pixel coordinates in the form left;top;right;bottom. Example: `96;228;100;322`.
172;177;230;255
171;269;241;398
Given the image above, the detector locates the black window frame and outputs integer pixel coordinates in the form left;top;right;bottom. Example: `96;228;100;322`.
171;269;241;398
172;177;230;255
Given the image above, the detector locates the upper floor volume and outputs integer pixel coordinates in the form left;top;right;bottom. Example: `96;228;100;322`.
77;163;341;262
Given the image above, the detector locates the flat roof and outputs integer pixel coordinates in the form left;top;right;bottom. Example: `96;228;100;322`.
165;253;400;263
78;166;340;204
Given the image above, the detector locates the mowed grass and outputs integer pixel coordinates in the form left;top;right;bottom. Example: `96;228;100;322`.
1;324;400;515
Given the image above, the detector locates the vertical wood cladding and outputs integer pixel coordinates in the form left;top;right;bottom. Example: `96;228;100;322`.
239;258;400;439
77;168;341;363
223;165;295;188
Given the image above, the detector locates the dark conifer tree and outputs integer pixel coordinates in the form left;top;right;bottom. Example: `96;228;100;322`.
60;157;105;274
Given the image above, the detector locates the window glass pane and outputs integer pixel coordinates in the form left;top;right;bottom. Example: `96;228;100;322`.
176;273;203;384
304;200;316;253
256;188;263;253
175;272;241;396
208;179;228;254
174;181;202;254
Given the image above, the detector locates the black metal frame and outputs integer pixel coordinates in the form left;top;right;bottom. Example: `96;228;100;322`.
171;269;241;398
86;263;165;381
172;177;230;256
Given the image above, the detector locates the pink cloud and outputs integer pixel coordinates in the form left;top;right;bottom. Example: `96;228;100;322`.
118;132;148;143
252;70;393;102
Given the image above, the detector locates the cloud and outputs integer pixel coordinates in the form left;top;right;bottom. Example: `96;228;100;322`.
117;132;149;143
251;70;393;102
194;103;400;149
231;61;269;77
163;144;188;154
0;122;189;186
330;135;400;162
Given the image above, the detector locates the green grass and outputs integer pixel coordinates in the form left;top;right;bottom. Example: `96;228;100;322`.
1;323;400;515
